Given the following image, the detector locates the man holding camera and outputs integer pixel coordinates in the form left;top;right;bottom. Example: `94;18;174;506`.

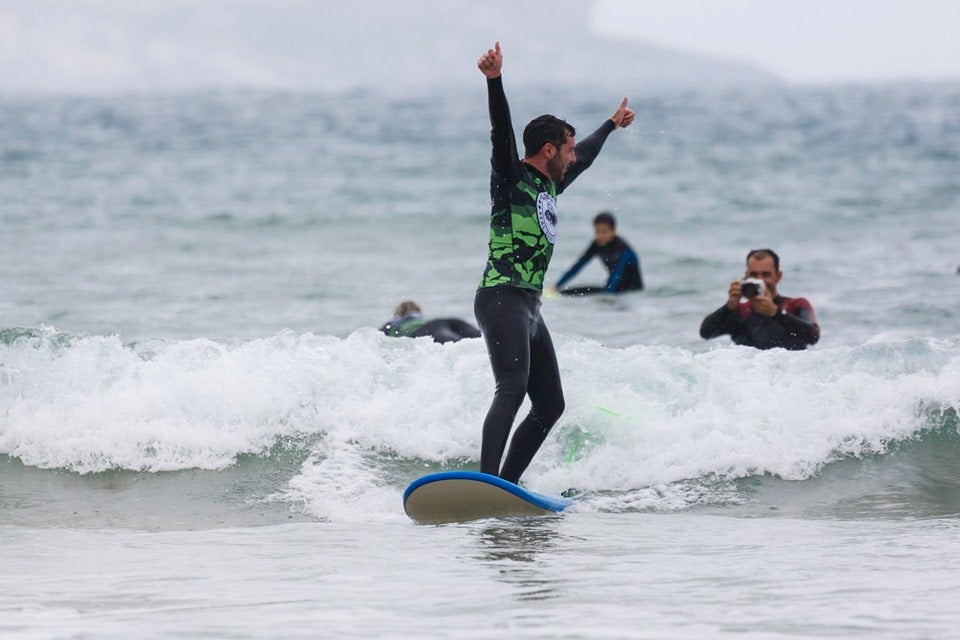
700;249;820;350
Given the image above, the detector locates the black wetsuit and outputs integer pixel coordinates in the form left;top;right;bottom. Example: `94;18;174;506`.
555;236;643;295
380;313;480;344
699;296;820;350
474;75;616;483
474;287;563;482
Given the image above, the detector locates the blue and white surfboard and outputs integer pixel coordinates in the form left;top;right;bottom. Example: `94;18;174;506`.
403;471;570;524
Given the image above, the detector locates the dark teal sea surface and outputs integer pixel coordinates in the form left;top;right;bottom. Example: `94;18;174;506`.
1;83;959;638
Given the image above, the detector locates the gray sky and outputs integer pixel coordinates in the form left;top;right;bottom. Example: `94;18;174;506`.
0;0;956;94
0;0;772;94
591;0;960;83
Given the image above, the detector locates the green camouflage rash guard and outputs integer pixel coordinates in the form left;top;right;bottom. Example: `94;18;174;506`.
479;76;617;293
379;314;426;337
481;166;559;291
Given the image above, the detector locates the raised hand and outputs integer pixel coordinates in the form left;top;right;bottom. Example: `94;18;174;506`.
477;41;503;79
610;97;636;128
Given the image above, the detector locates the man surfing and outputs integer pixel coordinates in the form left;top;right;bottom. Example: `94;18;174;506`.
474;41;635;483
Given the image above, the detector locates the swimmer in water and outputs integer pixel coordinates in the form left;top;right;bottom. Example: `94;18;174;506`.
549;211;643;296
380;301;480;344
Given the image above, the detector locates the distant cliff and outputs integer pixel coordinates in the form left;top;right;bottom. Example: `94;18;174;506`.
0;0;779;94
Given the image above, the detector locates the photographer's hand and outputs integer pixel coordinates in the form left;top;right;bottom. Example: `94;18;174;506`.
750;289;778;317
726;280;742;311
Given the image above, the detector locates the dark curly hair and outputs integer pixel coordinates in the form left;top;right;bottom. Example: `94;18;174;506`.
523;115;575;158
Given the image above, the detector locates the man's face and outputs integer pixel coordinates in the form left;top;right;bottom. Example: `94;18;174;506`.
593;223;615;246
745;255;782;296
545;134;576;182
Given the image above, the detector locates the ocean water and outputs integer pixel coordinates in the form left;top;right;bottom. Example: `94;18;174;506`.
1;81;959;638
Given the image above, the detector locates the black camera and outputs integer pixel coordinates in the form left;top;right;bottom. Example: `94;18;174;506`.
740;278;765;299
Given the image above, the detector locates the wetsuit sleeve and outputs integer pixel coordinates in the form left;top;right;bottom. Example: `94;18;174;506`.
487;76;521;182
775;298;820;348
555;244;598;288
700;305;738;340
558;119;617;194
606;249;637;293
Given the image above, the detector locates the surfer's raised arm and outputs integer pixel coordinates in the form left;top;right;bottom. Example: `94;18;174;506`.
478;42;520;181
558;97;636;193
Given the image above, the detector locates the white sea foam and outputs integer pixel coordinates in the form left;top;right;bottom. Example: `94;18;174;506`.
1;328;958;519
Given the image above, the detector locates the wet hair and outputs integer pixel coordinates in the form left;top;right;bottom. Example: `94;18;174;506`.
523;115;575;158
746;249;780;272
593;212;616;229
393;300;422;316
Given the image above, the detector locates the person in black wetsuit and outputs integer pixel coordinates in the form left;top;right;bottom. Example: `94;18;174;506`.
550;212;643;295
700;249;820;350
380;301;480;344
474;42;635;483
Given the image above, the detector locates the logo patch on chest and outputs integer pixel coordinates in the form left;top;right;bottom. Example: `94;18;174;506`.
536;191;558;245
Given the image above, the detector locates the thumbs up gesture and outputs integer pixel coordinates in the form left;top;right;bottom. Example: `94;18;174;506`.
477;41;503;79
611;97;635;128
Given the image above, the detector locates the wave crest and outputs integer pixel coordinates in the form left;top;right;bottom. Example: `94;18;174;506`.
2;328;958;517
